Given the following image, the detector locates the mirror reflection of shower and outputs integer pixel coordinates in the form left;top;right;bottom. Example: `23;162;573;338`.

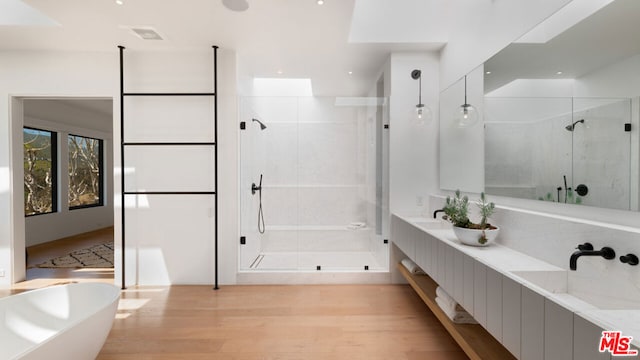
252;118;267;130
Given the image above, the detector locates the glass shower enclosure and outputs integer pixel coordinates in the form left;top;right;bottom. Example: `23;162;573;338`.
239;96;389;272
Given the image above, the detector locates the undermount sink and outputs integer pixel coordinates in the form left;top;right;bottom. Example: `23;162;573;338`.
410;219;452;230
511;270;640;310
511;270;568;293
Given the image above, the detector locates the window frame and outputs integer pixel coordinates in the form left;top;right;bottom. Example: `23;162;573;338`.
68;133;104;210
23;126;58;217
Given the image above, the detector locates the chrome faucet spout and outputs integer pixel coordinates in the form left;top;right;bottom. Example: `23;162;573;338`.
570;246;615;270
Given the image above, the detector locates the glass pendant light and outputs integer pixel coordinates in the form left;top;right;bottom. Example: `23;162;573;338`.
411;69;432;125
456;75;478;128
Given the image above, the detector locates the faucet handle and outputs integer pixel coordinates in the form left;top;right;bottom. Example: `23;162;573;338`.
576;242;594;251
620;254;639;266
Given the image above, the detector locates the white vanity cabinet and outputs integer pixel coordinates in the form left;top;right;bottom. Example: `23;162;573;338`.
473;260;488;327
521;286;545;360
545;298;574;360
573;314;611;360
486;267;503;341
462;253;475;315
502;275;522;357
391;214;626;360
391;216;415;259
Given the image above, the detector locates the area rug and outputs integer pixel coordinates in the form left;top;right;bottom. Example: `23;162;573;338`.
36;243;114;268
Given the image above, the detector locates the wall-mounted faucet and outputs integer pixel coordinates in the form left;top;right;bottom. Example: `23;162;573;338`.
620;254;639;266
433;209;445;219
570;242;615;270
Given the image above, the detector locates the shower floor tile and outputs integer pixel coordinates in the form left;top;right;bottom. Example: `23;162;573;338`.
254;251;383;271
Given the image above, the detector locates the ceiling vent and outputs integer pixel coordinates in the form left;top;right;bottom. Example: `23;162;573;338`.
130;27;163;40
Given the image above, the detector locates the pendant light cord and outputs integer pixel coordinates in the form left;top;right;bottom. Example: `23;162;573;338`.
464;75;468;105
418;75;422;105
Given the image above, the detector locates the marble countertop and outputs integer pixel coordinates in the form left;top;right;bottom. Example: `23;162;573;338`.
394;213;640;347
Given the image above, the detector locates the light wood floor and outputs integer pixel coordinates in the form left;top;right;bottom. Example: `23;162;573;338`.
6;228;468;359
98;284;469;360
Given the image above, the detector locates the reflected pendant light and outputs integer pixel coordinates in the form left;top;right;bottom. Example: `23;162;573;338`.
411;69;432;125
456;75;478;128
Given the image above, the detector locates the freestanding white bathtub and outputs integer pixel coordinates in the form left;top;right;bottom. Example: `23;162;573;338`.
0;282;120;360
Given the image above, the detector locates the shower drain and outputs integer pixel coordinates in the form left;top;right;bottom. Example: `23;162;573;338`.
249;254;264;269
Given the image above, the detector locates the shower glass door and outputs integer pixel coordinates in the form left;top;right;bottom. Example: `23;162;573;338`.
239;96;388;272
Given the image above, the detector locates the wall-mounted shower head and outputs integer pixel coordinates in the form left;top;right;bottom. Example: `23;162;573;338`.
565;119;585;131
252;118;267;130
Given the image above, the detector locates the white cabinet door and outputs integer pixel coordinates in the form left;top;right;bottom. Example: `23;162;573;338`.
453;249;464;303
432;236;441;283
545;299;574;360
422;233;433;276
462;254;475;315
414;228;426;271
486;267;503;341
574;314;611;360
502;275;521;358
443;243;455;295
473;261;487;327
521;287;544;360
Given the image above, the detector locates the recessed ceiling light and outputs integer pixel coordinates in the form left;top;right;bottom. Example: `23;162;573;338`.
317;0;325;5
556;71;563;75
348;71;353;75
277;70;283;75
115;0;123;4
485;71;491;75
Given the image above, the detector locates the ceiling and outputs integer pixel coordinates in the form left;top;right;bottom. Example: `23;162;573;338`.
484;0;640;94
0;0;455;96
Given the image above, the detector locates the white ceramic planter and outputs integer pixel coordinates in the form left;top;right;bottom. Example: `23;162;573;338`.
453;226;500;247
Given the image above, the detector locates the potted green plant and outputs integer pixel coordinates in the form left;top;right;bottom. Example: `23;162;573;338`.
443;190;499;246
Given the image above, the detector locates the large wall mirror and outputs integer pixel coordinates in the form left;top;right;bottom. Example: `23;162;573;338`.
442;0;640;212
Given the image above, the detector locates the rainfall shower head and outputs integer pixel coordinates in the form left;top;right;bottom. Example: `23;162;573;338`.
565;119;585;131
252;118;267;130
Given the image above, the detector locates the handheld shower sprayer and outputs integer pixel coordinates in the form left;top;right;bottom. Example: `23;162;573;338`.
251;175;266;234
565;119;585;131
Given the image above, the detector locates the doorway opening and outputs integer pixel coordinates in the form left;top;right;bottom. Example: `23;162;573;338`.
13;97;115;287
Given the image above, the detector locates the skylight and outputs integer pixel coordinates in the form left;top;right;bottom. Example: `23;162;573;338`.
0;0;59;26
253;78;313;97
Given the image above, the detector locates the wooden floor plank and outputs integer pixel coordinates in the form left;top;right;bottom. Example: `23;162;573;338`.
98;285;469;359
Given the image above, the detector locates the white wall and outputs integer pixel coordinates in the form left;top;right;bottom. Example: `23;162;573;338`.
439;0;572;89
23;99;114;247
0;49;238;287
0;51;116;285
388;52;440;216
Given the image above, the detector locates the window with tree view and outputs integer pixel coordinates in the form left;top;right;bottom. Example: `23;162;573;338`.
68;134;103;209
24;127;57;216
